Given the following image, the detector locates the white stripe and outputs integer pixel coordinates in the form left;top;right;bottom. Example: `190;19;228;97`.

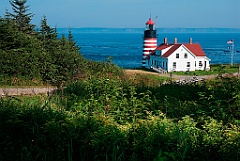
143;42;157;44
144;40;157;43
142;56;148;59
142;52;150;55
143;47;157;50
144;44;157;46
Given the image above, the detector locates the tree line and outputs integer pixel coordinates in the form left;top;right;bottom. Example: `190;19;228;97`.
0;0;121;87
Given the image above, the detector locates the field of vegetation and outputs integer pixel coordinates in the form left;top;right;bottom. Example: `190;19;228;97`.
1;69;240;161
0;1;240;161
172;64;239;76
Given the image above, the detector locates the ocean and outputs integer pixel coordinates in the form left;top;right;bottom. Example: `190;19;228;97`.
59;28;240;69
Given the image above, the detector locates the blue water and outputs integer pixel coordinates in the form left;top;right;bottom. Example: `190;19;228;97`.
62;30;240;69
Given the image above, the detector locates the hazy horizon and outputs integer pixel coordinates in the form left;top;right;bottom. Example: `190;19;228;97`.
56;27;240;34
1;0;240;28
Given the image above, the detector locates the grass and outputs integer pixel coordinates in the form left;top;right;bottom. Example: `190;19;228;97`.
133;64;239;76
0;64;239;88
0;75;239;161
146;74;169;82
0;75;44;87
0;67;239;161
172;64;239;76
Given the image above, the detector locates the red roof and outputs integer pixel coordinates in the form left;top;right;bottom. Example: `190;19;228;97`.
146;18;155;25
155;44;172;50
156;43;206;58
183;44;206;56
162;44;182;57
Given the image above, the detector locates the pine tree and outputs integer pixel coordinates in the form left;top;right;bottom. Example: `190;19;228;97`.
68;27;79;51
40;16;57;40
39;16;61;54
6;0;34;33
40;15;57;50
68;27;74;43
0;18;24;50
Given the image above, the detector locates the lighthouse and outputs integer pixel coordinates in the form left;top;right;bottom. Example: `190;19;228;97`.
142;17;157;68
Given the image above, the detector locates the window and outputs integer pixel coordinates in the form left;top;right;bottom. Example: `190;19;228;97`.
199;61;203;67
176;53;179;58
163;61;164;67
187;62;190;68
184;53;188;58
173;62;176;69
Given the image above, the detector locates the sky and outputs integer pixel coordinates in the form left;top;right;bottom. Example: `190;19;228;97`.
0;0;240;28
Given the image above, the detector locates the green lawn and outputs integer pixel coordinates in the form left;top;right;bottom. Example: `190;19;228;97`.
171;64;239;76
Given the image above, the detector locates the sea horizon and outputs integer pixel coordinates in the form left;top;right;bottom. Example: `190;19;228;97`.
59;28;240;69
57;27;240;34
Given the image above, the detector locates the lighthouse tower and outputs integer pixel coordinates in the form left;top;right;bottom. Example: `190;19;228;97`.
142;18;157;68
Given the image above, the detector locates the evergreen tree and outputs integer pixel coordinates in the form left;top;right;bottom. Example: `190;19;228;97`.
40;15;58;51
0;2;86;85
6;0;34;33
0;18;25;50
40;15;57;40
68;27;80;51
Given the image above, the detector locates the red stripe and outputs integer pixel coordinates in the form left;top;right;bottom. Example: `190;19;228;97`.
143;43;157;47
144;42;157;44
143;44;157;48
143;47;157;49
142;54;150;56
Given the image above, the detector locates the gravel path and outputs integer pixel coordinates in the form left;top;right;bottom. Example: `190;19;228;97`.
0;71;238;96
124;69;239;80
0;87;57;97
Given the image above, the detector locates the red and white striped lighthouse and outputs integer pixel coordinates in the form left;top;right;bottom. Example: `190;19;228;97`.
142;18;157;68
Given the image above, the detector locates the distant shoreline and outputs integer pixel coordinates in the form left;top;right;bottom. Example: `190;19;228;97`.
57;27;240;34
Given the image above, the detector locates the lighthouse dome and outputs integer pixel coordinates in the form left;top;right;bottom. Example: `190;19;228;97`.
146;18;155;25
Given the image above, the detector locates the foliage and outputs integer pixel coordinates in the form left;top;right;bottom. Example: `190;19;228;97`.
0;18;40;52
0;84;239;161
0;0;94;87
172;64;239;76
6;0;35;33
0;1;125;88
39;15;58;52
0;58;240;161
0;1;240;161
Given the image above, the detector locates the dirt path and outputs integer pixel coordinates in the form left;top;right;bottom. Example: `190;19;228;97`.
124;69;239;80
0;87;56;97
0;70;238;96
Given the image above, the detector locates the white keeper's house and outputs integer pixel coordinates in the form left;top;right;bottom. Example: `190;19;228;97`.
142;18;211;72
149;38;211;72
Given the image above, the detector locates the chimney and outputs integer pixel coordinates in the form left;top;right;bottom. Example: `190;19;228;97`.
174;38;177;44
189;38;192;44
164;38;168;45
